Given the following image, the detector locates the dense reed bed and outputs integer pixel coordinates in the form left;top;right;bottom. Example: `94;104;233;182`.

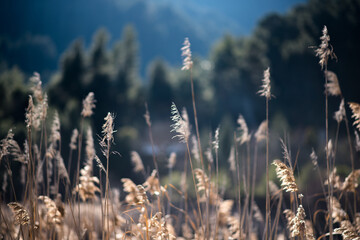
1;26;360;240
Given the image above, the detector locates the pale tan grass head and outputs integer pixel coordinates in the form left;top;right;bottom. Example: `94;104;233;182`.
144;103;152;127
181;37;193;71
170;102;190;143
325;167;342;190
325;70;341;96
81;92;96;118
342;169;360;192
284;206;315;239
272;160;298;192
329;196;347;223
131;151;144;173
228;146;236;173
69;128;79;150
310;148;318;167
218;199;234;227
258;67;271;99
121;178;148;205
349;102;360;131
334;99;346;123
191;135;200;164
237;114;251;145
75;165;100;201
7;202;30;225
38;196;63;225
255;120;267;143
314;25;336;69
25;95;34;129
30;72;43;102
334;220;360;240
0;129;26;164
85;128;95;169
167;152;176;169
213;127;220;150
355;130;360;152
144;169;164;196
50;111;61;146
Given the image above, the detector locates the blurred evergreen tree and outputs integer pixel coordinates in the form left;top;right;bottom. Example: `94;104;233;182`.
148;58;173;117
0;67;28;138
86;29;113;134
48;39;86;128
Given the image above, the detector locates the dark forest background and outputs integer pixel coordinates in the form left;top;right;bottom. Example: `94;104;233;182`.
1;0;360;190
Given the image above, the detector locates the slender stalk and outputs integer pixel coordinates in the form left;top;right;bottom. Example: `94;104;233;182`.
214;137;220;240
234;133;242;239
75;117;84;231
324;66;333;240
265;98;271;240
105;137;110;240
144;103;163;214
249;142;258;235
342;98;356;215
185;141;204;237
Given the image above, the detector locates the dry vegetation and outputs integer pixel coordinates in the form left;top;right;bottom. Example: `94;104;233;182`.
1;26;360;240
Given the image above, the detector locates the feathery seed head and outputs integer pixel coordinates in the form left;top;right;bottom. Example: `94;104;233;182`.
349;102;360;131
284;205;314;239
334;220;360;240
167;152;176;169
69;128;79;150
326;139;334;159
170;103;190;143
255;120;267;143
325;71;341;96
334;99;346;123
30;72;43;103
228;146;236;173
315;26;336;70
355;130;360;152
144;104;151;127
191;135;200;164
25;95;34;129
310;148;318;167
101;112;115;144
7;202;30;225
81;92;96;117
181;37;193;71
144;170;163;196
273;160;298;192
131;151;144;173
50;111;61;146
38;196;63;225
75;164;100;201
258;67;272;99
237;114;251;145
213;127;220;150
85;128;95;169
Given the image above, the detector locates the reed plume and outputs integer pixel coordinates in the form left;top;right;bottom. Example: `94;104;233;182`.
7;202;30;225
334;99;345;123
349;102;360;131
272;160;298;192
181;37;193;71
170;102;190;143
131;151;145;173
38;196;63;225
314;26;336;69
81;92;96;118
325;70;341;96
